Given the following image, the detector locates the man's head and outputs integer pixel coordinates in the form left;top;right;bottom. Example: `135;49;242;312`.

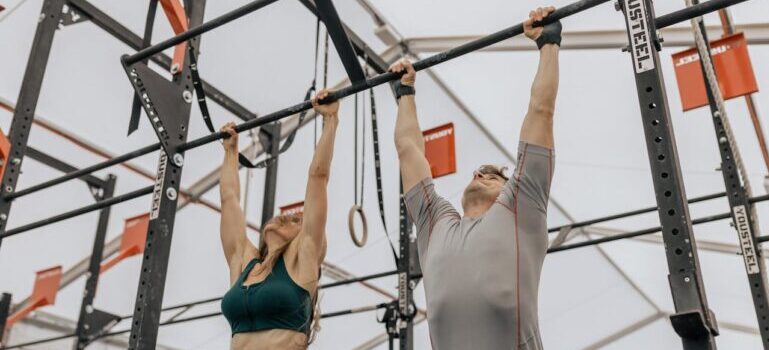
461;165;509;213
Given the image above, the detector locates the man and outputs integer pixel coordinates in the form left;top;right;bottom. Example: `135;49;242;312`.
392;6;561;350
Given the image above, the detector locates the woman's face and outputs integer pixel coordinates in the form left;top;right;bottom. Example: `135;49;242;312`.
263;215;302;246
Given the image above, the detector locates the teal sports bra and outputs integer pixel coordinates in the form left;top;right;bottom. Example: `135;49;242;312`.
221;256;312;336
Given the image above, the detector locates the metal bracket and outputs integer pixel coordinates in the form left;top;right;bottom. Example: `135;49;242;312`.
60;3;89;26
121;57;191;160
77;308;121;346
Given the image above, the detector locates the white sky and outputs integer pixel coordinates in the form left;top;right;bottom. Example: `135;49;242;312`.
1;0;768;348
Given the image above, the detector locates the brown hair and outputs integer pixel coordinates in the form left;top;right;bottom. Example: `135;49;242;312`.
477;164;510;182
256;213;321;345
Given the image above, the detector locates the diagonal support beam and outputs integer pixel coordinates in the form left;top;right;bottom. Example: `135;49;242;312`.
310;0;366;82
583;311;666;350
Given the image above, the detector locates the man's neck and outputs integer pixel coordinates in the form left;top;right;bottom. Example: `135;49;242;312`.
463;200;494;219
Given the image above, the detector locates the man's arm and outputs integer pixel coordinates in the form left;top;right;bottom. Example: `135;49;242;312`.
392;59;432;192
521;7;561;149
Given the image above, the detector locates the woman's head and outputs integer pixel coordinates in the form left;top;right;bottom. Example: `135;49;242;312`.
259;214;302;257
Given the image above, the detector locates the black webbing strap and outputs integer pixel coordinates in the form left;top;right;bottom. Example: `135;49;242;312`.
186;21;322;169
366;64;398;261
237;19;324;169
128;0;159;136
187;43;215;133
237;85;316;168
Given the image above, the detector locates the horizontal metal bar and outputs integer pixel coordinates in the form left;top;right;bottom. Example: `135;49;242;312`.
548;192;726;233
124;0;280;64
110;269;402;323
67;0;258;121
0;186;153;239
14;0;743;203
320;269;399;289
656;0;748;29
548;212;732;253
0;332;77;349
549;193;769;253
6;143;159;200
25;146;105;189
321;302;389;319
175;0;612;152
403;22;769;53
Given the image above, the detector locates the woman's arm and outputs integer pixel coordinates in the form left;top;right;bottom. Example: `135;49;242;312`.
219;123;254;280
300;89;340;263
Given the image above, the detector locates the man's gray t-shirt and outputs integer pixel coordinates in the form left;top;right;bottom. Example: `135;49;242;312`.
405;142;554;350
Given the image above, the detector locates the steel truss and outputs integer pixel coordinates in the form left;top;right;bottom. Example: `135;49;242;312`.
0;0;760;349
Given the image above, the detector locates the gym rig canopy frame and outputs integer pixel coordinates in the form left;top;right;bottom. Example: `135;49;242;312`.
0;0;766;349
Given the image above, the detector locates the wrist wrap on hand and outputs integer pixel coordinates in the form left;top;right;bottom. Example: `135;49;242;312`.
536;20;562;49
395;81;415;100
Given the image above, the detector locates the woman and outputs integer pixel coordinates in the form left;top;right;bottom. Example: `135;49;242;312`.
219;89;340;350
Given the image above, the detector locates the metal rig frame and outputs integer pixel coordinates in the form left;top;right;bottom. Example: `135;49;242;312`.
0;0;766;349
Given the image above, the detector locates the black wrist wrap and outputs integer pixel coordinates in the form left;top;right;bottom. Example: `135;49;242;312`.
395;81;415;100
536;20;562;49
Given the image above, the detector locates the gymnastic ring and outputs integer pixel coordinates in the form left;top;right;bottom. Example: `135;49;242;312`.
348;204;368;247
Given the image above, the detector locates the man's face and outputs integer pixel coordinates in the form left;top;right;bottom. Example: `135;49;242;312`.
462;165;508;209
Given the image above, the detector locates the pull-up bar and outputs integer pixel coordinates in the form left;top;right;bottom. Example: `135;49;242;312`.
5;0;745;206
124;0;280;65
131;0;750;155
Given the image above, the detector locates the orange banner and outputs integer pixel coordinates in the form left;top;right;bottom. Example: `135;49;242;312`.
423;123;456;179
672;32;758;111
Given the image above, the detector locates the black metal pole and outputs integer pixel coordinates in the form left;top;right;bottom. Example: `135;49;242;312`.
67;0;258;121
321;303;389;319
128;0;159;135
0;185;153;239
321;269;400;289
689;3;769;346
619;0;718;345
5;143;159;200
124;0;279;65
73;175;116;350
548;212;732;253
127;1;205;347
656;0;748;29
24;146;106;190
3;0;744;209
0;0;66;251
0;293;10;344
548;191;726;233
0;333;77;350
173;0;749;156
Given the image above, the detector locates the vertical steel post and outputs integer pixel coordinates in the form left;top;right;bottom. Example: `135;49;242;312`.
618;0;718;348
73;175;117;349
397;181;416;350
687;5;769;347
126;1;206;348
0;0;66;251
